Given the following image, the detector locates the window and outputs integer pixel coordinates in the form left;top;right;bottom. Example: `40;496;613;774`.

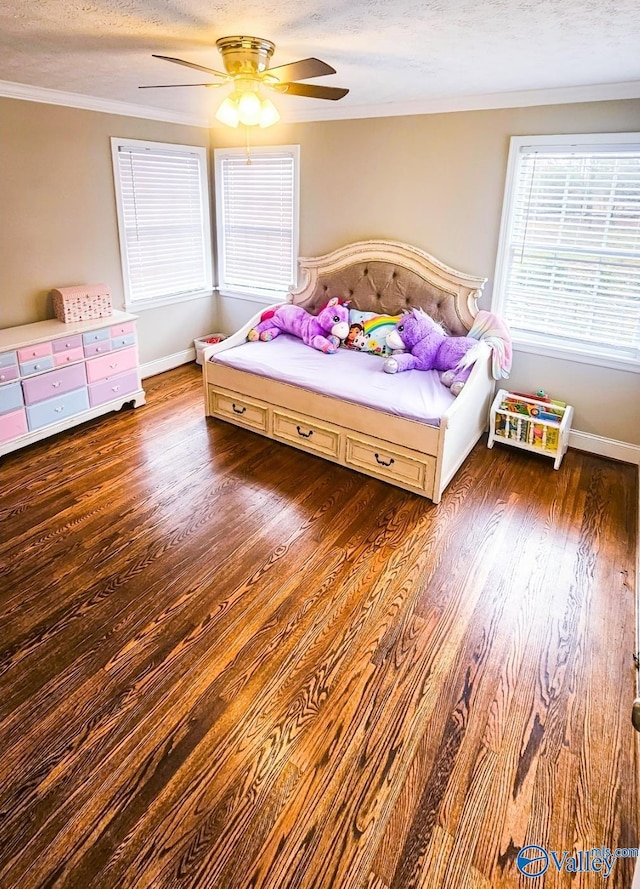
111;138;212;309
214;145;300;302
493;133;640;370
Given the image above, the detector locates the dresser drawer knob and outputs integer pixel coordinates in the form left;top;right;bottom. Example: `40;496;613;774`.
96;347;102;352
34;363;41;369
0;374;5;381
374;453;395;467
232;403;246;414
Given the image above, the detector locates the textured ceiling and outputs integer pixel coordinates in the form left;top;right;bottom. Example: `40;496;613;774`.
1;0;640;123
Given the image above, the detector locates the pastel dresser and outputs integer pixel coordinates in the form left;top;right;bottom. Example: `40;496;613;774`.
0;310;145;456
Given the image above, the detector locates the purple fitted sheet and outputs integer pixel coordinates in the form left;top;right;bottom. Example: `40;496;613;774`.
211;334;455;426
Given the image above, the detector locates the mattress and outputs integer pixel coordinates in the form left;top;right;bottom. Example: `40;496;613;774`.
211;334;456;425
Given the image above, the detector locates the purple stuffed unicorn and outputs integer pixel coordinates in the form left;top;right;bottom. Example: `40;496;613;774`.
248;297;350;354
383;308;481;395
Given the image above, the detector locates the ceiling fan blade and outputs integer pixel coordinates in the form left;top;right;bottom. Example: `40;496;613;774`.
152;54;229;79
275;82;349;100
266;57;336;83
139;83;224;89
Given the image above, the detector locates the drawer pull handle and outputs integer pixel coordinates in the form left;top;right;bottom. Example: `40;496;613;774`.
0;375;4;381
112;385;120;392
296;426;313;439
374;452;395;467
54;406;64;413
109;363;118;369
232;403;246;415
96;347;102;352
34;363;41;370
52;381;61;388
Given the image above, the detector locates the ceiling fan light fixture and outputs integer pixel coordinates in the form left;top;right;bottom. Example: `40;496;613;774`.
145;36;348;123
259;98;280;128
215;96;240;127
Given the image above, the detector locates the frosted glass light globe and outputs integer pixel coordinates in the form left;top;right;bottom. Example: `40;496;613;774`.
215;97;240;128
237;92;262;126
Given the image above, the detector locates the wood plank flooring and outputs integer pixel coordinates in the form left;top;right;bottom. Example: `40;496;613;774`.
0;363;637;889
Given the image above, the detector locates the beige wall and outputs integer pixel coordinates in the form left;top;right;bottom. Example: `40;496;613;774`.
1;95;638;443
213;100;640;445
0;98;216;365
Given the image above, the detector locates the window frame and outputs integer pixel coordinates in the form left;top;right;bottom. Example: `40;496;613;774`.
492;132;640;373
111;137;213;312
214;144;300;305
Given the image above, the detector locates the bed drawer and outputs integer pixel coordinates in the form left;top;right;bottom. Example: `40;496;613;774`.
345;433;435;493
211;388;268;433
273;410;340;459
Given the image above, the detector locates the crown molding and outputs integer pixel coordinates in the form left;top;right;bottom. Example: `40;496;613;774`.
0;79;210;128
2;76;640;130
275;79;640;124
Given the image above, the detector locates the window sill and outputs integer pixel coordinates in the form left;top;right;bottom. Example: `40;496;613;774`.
124;289;214;312
512;335;640;374
217;288;289;306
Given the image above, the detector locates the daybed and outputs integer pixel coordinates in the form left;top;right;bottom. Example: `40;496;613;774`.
203;240;494;503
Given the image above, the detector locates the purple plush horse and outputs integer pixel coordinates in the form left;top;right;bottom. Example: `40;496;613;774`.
383;308;481;395
248;297;350;354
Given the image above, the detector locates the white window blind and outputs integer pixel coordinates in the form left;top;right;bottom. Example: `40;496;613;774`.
112;140;211;306
215;147;299;297
495;136;640;367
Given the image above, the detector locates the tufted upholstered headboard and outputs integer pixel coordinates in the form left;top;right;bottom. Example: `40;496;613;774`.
289;240;487;336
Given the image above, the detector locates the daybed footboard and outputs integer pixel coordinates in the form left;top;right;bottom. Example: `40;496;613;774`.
203;331;493;503
205;363;438;499
203;241;492;503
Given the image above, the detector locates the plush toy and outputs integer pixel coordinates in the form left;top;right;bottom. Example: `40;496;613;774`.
383;308;482;395
248;297;350;354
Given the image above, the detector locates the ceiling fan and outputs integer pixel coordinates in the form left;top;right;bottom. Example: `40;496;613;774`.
140;35;349;128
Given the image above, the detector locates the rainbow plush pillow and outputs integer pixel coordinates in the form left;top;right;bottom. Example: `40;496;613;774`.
342;310;403;357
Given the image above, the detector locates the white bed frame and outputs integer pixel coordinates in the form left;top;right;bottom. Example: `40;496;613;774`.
203;240;494;503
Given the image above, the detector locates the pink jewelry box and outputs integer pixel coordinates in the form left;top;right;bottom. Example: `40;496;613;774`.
51;284;113;323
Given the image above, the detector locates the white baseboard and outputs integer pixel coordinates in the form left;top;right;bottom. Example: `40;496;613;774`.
569;430;640;465
140;348;195;380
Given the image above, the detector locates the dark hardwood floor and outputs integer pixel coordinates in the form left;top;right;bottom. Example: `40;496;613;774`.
0;363;637;889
